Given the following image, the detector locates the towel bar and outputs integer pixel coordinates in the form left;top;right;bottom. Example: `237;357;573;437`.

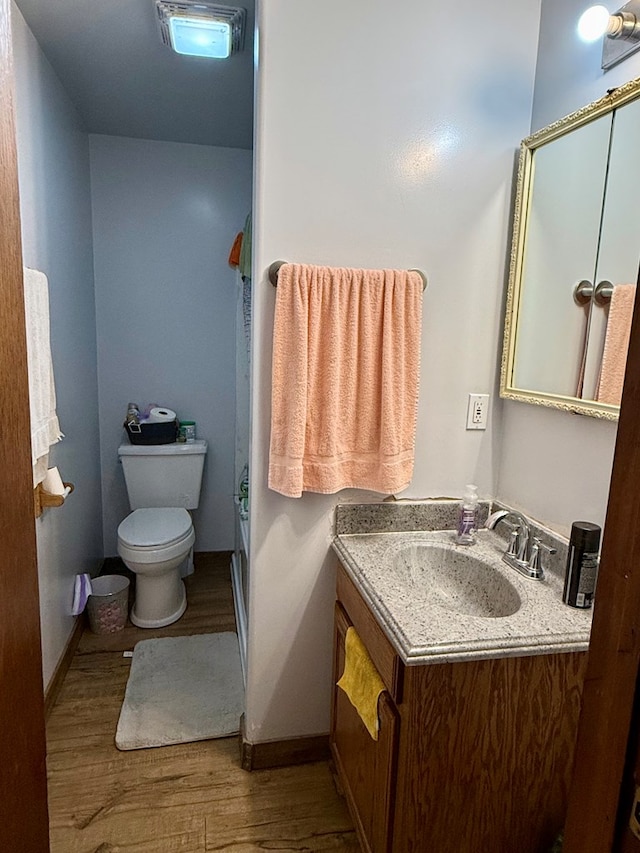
268;260;428;291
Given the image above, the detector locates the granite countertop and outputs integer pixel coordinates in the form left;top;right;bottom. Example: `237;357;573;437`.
332;502;593;666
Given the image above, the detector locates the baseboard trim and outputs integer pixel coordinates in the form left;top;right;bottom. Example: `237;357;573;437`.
239;715;330;771
44;615;84;719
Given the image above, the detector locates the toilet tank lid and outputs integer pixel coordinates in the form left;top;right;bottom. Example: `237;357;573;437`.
118;439;208;457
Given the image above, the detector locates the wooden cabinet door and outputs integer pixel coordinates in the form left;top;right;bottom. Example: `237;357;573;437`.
563;262;640;853
330;602;399;853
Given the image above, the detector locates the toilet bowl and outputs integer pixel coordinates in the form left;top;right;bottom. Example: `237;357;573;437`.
117;439;207;628
117;507;195;628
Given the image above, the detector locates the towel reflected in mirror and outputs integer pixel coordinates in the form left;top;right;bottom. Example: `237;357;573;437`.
596;283;636;407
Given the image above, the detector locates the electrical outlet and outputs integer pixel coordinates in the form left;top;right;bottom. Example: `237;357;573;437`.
466;393;489;430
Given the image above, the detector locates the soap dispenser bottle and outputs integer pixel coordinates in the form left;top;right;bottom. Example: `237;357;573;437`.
457;484;479;545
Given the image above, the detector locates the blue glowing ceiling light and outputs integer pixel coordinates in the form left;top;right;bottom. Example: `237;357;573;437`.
155;2;245;59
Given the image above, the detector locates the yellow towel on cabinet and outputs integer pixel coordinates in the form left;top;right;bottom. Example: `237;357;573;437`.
337;627;386;741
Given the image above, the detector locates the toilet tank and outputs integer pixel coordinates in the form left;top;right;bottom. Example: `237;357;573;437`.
118;440;208;509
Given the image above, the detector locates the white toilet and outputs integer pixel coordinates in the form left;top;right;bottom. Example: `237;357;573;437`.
117;440;208;628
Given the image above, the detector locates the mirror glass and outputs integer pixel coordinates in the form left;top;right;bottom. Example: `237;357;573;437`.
501;77;640;420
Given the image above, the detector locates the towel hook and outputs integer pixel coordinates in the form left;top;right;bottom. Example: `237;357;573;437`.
268;260;427;291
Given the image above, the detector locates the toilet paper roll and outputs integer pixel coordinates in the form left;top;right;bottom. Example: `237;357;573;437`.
146;407;177;424
43;466;66;496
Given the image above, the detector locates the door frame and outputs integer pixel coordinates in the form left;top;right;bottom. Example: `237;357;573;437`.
563;264;640;852
0;0;50;849
0;1;639;850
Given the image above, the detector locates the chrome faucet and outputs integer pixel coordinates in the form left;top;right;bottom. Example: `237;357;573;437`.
485;510;556;580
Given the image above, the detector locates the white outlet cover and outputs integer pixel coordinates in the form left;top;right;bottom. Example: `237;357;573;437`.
466;394;489;430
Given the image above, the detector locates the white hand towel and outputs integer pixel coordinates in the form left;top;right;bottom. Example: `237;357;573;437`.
23;268;63;486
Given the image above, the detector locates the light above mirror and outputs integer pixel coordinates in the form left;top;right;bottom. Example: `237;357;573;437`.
578;5;612;41
578;2;640;68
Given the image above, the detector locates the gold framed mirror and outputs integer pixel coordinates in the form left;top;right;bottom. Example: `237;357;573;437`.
500;76;640;420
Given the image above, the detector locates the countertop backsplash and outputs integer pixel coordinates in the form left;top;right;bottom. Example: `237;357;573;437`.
335;499;490;536
335;499;569;584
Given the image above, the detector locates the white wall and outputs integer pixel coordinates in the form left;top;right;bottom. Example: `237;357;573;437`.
246;0;541;742
90;136;252;555
12;4;103;688
496;0;640;535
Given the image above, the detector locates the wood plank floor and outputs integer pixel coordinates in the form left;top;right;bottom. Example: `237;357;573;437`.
46;553;359;852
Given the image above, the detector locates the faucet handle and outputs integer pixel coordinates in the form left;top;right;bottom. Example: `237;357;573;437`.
526;537;557;579
505;527;519;558
532;536;556;555
499;519;529;562
494;519;521;558
516;526;530;563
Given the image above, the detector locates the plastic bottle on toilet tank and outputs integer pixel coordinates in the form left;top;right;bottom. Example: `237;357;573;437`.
125;402;140;426
456;484;479;545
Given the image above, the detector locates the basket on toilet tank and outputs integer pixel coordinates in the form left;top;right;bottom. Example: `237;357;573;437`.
125;415;179;445
124;405;179;445
125;420;178;445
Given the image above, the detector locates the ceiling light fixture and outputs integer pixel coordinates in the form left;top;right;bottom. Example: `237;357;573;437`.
578;1;640;68
155;1;246;59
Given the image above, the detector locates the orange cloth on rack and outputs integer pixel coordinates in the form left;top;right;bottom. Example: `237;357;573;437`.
228;232;243;268
596;284;636;406
268;263;423;498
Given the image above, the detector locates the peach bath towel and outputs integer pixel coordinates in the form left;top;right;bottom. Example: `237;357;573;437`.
596;283;636;406
268;263;423;498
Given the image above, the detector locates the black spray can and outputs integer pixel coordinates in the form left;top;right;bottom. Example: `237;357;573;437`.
563;521;601;609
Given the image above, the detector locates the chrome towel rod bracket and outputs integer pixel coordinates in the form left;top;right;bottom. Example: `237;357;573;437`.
268;260;287;286
573;279;613;306
268;260;427;291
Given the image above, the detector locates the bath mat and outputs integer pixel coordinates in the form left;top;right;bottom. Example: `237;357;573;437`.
115;632;244;750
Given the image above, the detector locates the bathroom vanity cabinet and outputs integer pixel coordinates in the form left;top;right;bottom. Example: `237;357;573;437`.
330;562;588;853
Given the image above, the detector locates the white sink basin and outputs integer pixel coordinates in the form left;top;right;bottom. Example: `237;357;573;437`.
333;526;592;665
393;541;522;618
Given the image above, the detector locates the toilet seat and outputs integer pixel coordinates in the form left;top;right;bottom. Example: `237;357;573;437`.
117;508;195;566
118;507;192;547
